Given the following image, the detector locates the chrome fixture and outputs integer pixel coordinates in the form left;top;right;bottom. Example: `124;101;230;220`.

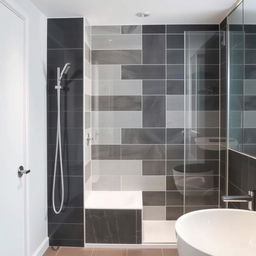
17;166;30;178
136;12;150;18
222;190;256;211
52;63;71;215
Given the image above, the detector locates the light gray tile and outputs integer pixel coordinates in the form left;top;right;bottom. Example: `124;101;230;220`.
92;160;142;175
121;25;142;34
143;160;165;175
121;145;165;160
91;145;120;160
92;128;121;145
121;176;166;191
92;35;142;50
84;161;92;184
121;128;165;144
92;111;142;128
244;111;256;128
91;96;141;111
166;111;184;128
92;80;142;96
167;95;184;111
92;26;121;35
244;79;256;95
143;206;166;220
84;59;91;79
85;112;91;129
143;96;165;127
92;65;120;80
92;175;121;191
122;65;165;80
92;50;141;65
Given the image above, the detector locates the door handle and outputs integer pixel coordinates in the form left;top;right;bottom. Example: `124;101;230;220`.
18;166;31;178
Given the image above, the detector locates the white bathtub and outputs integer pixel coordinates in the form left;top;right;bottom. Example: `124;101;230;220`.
85;191;142;210
176;209;256;256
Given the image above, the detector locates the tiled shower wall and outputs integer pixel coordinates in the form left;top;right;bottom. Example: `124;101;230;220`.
47;18;84;246
90;24;220;221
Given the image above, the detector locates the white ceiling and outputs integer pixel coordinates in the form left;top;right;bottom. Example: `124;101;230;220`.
31;0;239;25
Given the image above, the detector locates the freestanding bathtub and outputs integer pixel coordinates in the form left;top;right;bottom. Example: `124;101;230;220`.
176;209;256;256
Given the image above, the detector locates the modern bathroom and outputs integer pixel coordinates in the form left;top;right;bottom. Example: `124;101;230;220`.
1;0;256;255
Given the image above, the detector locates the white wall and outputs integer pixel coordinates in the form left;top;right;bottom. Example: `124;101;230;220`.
4;0;48;255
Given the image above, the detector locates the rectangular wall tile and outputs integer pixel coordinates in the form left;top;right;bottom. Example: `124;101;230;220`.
92;128;121;144
122;65;165;80
143;35;165;64
92;111;142;128
121;25;142;34
166;95;184;111
121;128;165;144
167;24;218;33
92;175;121;190
143;80;166;95
92;80;142;96
91;96;141;111
167;65;184;79
92;26;121;35
143;206;166;220
167;35;184;49
143;96;166;127
143;160;166;175
92;50;141;64
143;25;166;34
92;65;120;80
167;49;184;64
92;35;142;50
91;145;121;160
92;160;142;175
143;192;165;206
121;145;165;160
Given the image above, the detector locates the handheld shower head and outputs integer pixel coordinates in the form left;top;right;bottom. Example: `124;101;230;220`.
59;63;71;80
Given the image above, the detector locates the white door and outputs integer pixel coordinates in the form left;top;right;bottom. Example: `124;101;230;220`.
0;2;27;256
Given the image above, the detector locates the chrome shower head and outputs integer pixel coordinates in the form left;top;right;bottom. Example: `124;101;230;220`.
59;63;71;80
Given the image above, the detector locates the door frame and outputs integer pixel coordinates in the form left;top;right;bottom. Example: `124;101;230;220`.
0;0;29;255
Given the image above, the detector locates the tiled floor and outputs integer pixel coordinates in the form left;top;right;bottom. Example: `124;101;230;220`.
44;248;178;256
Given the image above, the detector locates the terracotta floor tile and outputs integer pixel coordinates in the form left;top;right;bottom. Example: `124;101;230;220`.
127;249;163;256
57;247;93;256
162;249;178;256
92;248;126;256
43;247;59;256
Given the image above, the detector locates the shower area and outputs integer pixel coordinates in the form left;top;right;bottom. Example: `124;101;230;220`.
47;19;222;246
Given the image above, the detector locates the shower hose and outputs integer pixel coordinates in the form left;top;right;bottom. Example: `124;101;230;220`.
52;84;64;214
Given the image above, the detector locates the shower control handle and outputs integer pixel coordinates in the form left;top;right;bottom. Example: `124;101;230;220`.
18;166;31;178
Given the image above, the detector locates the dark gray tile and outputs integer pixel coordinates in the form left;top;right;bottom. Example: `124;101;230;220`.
167;24;218;33
244;129;256;143
47;79;83;95
192;65;219;80
143;35;165;64
91;145;121;160
166;176;178;191
167;145;184;160
91;96;141;111
86;209;139;244
167;35;184;49
143;192;165;206
167;50;184;64
92;50;141;64
122;128;165;144
167;161;184;175
143;80;166;95
245;96;256;110
248;158;256;190
48;18;83;49
48;128;83;145
49;239;84;247
121;145;165;160
48;145;83;161
167;65;184;79
167;129;184;144
122;25;142;34
166;191;184;206
48;95;83;112
143;96;165;127
143;160;166;175
48;160;83;177
167;80;184;95
122;65;165;80
166;207;184;220
185;191;219;206
245;34;256;49
143;25;166;34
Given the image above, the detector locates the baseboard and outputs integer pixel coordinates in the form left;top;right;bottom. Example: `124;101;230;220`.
31;237;49;256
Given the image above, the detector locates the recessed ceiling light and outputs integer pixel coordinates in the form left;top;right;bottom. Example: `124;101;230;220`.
136;12;150;18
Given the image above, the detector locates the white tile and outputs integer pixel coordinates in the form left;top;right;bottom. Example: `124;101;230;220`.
84;77;92;95
92;26;121;35
92;111;142;128
143;221;177;243
143;206;166;220
92;65;121;80
92;160;142;176
92;175;121;191
92;128;121;144
121;176;166;191
92;35;142;50
92;80;142;96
